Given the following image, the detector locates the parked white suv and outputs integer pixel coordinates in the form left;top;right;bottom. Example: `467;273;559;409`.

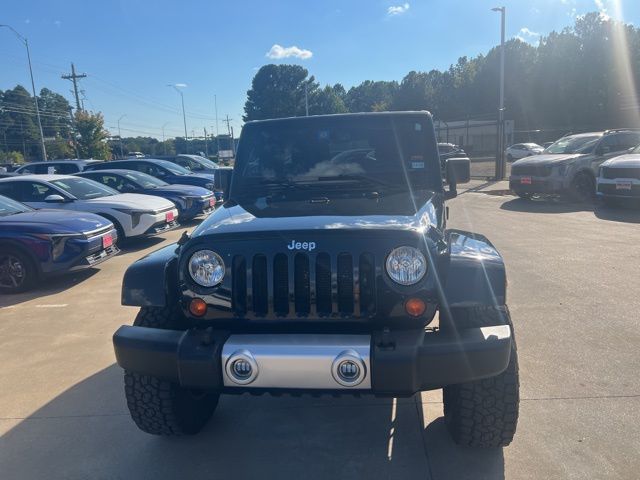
505;143;544;162
597;144;640;204
0;175;179;241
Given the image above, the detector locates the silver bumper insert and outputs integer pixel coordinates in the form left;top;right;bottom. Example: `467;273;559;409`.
221;334;371;390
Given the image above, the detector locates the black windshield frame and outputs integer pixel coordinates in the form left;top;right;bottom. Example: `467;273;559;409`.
231;114;441;198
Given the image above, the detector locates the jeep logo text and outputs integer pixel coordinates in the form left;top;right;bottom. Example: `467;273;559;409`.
287;240;316;251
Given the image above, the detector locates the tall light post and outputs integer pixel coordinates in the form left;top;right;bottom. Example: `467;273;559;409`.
0;24;47;160
117;114;127;159
161;122;170;155
491;7;506;179
168;84;188;153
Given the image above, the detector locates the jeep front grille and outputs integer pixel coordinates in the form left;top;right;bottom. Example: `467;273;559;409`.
231;252;376;319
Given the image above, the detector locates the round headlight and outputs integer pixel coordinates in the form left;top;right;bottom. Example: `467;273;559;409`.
385;246;427;285
188;250;225;287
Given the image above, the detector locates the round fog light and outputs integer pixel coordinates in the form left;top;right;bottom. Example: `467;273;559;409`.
332;350;366;387
189;298;207;317
225;350;258;385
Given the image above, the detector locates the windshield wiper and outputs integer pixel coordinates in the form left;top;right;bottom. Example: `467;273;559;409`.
317;174;398;189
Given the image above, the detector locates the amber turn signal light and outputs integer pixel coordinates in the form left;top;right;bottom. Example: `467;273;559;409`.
189;298;207;317
405;298;426;317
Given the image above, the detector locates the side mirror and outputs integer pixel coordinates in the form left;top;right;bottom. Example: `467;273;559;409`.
44;194;67;203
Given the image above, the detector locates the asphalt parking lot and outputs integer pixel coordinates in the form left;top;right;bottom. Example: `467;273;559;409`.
1;181;639;480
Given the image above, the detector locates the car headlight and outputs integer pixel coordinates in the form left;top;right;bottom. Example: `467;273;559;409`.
188;250;225;287
385;246;427;285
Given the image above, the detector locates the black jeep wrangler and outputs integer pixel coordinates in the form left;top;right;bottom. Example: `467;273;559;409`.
113;112;519;447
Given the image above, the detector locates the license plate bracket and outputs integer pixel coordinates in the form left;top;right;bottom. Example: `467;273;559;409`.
166;211;175;222
102;234;113;249
520;176;532;185
615;180;632;190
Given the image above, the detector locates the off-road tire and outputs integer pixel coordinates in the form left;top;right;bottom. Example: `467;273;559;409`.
442;307;519;448
123;306;219;435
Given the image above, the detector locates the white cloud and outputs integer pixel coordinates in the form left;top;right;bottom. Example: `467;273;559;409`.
54;20;62;27
266;44;313;60
594;0;610;20
387;3;410;16
516;27;541;44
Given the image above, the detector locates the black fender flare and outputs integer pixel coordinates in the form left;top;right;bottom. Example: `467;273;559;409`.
440;229;507;310
121;243;179;307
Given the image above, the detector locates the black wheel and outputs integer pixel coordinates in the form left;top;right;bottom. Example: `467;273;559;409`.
569;172;596;202
507;154;513;162
441;307;519;448
123;306;219;435
0;248;38;293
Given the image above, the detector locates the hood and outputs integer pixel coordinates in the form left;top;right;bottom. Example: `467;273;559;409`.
512;153;581;166
192;191;441;238
601;153;640;168
0;209;112;234
167;174;214;188
82;193;175;210
145;184;212;197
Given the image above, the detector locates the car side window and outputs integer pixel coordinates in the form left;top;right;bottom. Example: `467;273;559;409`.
18;165;37;174
99;174;125;191
56;163;79;174
0;183;16;197
174;158;192;169
615;132;640;151
599;135;617;152
13;182;57;202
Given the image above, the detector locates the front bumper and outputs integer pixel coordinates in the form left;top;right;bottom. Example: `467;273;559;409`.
113;325;512;395
597;178;640;198
509;175;566;194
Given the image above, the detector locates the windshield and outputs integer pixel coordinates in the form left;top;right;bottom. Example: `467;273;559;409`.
544;135;601;154
151;160;191;175
191;156;219;169
122;171;168;188
0;195;31;216
235;116;438;193
50;178;118;200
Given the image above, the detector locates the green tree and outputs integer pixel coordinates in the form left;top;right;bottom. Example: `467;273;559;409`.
345;80;398;112
244;64;317;121
74;111;111;159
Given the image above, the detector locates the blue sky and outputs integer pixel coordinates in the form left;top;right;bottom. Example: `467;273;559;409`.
2;0;637;140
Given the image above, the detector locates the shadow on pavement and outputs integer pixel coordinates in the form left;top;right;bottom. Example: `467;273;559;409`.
500;197;593;214
0;268;99;308
593;204;640;224
0;365;505;479
117;236;166;254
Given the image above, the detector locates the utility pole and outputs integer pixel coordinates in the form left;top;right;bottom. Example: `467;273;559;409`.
204;127;208;156
68;107;79;158
492;6;506;180
117;114;126;159
1;24;47;160
223;115;232;136
61;63;87;112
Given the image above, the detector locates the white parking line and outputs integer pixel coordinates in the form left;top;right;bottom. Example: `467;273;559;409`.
35;304;68;308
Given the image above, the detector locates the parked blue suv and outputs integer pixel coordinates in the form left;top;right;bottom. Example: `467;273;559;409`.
0;195;119;293
76;170;217;221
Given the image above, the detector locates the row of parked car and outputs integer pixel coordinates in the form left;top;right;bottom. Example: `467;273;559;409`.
0;155;232;293
508;129;640;203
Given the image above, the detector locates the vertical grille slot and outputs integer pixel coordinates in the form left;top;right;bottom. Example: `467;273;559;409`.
359;253;376;315
294;253;311;315
315;253;332;315
232;255;247;315
252;255;268;315
337;253;354;315
273;254;289;315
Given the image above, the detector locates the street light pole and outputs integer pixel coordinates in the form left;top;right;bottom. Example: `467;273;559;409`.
161;122;169;155
117;114;126;159
167;84;189;153
1;24;47;160
491;7;506;179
